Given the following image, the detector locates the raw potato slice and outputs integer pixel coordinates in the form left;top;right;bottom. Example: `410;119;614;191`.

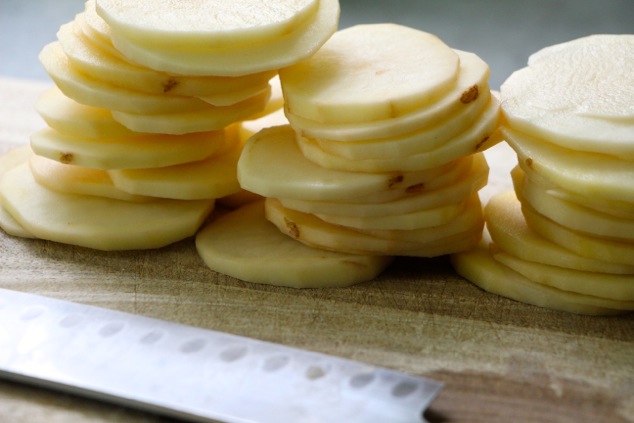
500;34;634;157
504;126;634;202
39;42;210;114
512;166;634;241
96;0;319;49
265;198;483;257
29;154;151;202
0;204;34;239
450;234;631;315
296;97;500;172
238;125;454;202
279;153;488;217
105;0;340;76
30;127;227;170
239;108;289;143
111;90;271;135
36;86;138;139
197;83;271;107
280;23;459;124
195;201;393;288
486;191;634;275
493;252;634;301
108;138;243;200
284;50;491;141
0;163;214;250
80;0;121;58
0;146;36;238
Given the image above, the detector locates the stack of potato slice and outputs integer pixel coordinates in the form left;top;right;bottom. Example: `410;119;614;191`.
0;0;339;251
451;35;634;315
236;24;500;258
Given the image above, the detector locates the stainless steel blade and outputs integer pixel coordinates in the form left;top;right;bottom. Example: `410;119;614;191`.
0;288;442;423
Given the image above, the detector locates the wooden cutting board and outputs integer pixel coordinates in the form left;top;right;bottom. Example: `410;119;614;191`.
0;77;632;423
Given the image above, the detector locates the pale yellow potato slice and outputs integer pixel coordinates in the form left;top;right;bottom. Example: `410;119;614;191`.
265;198;482;257
284;49;491;141
280;23;459;124
278;153;488;216
513;166;634;241
520;196;634;267
80;0;121;58
111;90;270;135
504;126;634;202
36;86;138;138
238;125;455;202
500;34;634;158
0;163;214;250
39;42;211;114
197;83;271;107
450;234;631;315
296;96;500;172
29;154;151;202
0;146;36;238
30;127;227;170
238;108;289;143
106;0;339;76
195;201;393;288
96;0;319;50
493;252;634;301
59;20;276;98
0;204;34;239
108;138;242;200
486;191;634;275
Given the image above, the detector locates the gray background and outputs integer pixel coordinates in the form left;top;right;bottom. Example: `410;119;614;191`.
1;0;633;89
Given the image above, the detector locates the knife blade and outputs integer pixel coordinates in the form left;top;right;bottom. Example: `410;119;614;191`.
0;287;442;423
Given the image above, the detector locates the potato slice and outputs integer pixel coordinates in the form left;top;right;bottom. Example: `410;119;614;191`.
30;127;227;170
500;34;634;158
278;153;488;217
105;0;339;76
284;49;491;141
108;137;242;200
450;233;631;315
79;0;121;58
59;20;276;99
280;23;459;124
36;87;138;138
39;42;210;114
513;166;634;241
0;204;34;239
238;108;289;143
111;90;270;135
0;146;36;238
1;163;214;250
195;201;392;288
504;126;634;202
296;96;500;172
96;0;319;50
265;197;483;257
238;125;454;202
486;191;634;275
29;154;151;202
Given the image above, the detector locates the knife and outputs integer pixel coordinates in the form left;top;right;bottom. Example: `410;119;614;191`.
0;287;443;423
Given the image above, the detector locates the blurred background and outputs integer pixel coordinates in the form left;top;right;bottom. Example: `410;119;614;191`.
1;0;632;89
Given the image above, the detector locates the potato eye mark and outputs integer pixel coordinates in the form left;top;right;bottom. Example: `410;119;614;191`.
406;183;425;194
525;157;534;168
162;78;180;93
475;136;490;152
59;152;74;164
388;175;404;188
460;85;479;104
284;217;300;239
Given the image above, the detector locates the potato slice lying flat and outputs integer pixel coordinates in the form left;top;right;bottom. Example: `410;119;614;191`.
0;163;214;250
0;146;36;238
80;0;121;57
238;125;454;202
105;0;339;76
284;49;491;141
280;23;459;124
450;233;631;315
486;191;634;274
501;34;634;158
30;127;227;169
504;126;634;202
195;201;393;288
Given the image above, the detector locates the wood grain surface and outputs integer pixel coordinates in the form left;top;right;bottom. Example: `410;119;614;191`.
1;77;632;423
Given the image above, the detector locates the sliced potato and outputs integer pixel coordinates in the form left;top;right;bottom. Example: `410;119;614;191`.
80;0;121;58
105;0;339;76
0;163;214;250
0;203;34;239
238;108;289;143
196;201;393;288
486;191;634;274
238;125;455;202
284;49;491;141
500;34;634;158
295;96;500;172
279;23;459;124
0;146;36;238
30;127;228;170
